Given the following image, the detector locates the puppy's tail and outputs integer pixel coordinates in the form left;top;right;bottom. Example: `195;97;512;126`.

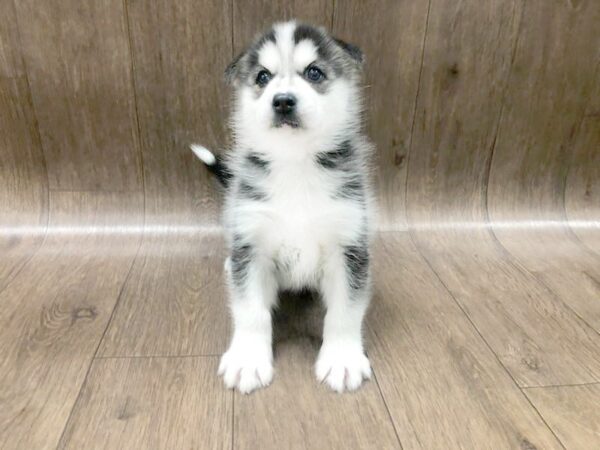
190;144;232;187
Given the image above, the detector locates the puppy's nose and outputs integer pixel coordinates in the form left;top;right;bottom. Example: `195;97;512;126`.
272;93;297;114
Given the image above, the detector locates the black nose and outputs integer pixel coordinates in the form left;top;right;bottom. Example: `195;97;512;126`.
272;93;297;114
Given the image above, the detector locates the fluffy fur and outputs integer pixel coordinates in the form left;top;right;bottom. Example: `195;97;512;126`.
192;20;375;393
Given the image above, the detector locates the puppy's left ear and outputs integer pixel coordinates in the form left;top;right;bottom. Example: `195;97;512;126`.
224;50;245;85
333;37;363;65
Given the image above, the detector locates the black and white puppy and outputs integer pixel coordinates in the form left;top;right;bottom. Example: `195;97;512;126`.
191;20;374;393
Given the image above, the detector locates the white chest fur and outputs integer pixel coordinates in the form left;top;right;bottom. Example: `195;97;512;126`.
226;150;365;290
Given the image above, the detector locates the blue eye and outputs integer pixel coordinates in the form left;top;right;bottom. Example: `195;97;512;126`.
256;70;272;87
305;66;325;82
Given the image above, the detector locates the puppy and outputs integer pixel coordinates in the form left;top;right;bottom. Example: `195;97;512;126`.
191;20;374;393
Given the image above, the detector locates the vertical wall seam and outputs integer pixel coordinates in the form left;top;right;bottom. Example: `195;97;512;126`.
482;0;524;227
403;0;432;227
123;0;147;237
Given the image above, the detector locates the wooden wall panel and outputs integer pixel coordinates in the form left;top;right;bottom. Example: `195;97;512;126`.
126;0;232;225
0;1;48;292
333;0;430;228
488;0;600;226
565;65;600;255
14;0;142;191
404;0;600;388
406;0;522;225
486;1;600;332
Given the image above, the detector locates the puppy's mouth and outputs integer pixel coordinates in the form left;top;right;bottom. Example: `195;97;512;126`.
273;113;301;129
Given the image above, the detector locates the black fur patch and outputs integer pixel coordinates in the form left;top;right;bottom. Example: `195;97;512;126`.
315;140;353;170
337;178;364;200
208;154;233;187
226;29;276;83
246;152;270;170
248;30;276;67
344;244;369;291
239;180;266;200
231;237;252;286
293;24;330;59
333;38;363;64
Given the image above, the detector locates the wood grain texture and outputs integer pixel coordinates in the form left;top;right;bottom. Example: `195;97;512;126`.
126;0;232;224
406;0;600;387
0;1;48;292
0;191;142;450
332;0;430;228
14;0;142;191
234;338;400;450
98;234;229;357
406;0;522;225
565;114;600;254
367;234;562;449
0;78;48;292
58;357;231;450
524;384;600;449
488;0;600;225
486;0;600;332
410;230;600;387
0;0;24;78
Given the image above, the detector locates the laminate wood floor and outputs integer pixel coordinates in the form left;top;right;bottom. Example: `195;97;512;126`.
1;230;599;449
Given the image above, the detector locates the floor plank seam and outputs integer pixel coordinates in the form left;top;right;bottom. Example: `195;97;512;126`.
522;381;600;390
231;390;235;450
46;188;145;194
94;353;222;360
527;270;600;337
405;230;568;449
54;233;145;449
370;365;405;449
485;224;600;339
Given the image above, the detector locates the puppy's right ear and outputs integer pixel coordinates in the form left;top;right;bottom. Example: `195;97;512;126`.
224;50;245;85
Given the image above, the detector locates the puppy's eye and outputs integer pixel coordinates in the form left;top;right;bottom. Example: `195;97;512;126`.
305;66;325;83
256;70;272;87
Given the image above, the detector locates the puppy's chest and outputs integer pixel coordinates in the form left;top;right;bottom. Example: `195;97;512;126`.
262;166;337;244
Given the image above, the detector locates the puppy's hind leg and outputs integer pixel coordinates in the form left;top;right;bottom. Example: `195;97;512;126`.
218;239;277;394
316;244;372;392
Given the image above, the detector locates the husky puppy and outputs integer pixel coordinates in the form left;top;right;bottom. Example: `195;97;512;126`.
191;20;374;393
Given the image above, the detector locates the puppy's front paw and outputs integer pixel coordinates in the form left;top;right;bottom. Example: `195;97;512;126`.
316;342;371;392
218;341;273;394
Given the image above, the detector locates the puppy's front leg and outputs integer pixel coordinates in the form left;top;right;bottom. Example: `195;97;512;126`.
316;245;372;392
218;242;276;394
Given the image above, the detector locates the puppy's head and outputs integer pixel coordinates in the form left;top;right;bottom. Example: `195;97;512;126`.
226;21;363;142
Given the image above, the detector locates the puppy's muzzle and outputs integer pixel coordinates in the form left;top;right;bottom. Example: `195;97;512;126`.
272;93;297;115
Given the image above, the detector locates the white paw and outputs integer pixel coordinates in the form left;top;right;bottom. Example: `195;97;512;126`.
218;340;273;394
316;342;372;392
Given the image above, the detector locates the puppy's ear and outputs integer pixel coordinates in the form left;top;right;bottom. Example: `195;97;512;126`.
224;50;245;84
333;37;363;65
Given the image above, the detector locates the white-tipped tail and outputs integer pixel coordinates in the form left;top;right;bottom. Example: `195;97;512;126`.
190;144;216;166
